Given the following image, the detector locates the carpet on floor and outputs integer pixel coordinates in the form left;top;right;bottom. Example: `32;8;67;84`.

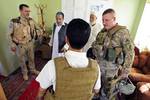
1;51;49;100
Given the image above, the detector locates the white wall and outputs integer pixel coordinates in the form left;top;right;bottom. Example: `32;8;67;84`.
61;0;114;24
62;0;146;40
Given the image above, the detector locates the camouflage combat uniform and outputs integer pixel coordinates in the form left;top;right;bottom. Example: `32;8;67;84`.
92;24;135;100
8;16;42;79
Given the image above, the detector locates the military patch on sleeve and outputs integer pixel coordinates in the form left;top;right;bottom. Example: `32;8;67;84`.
9;22;13;29
11;17;20;23
8;21;14;33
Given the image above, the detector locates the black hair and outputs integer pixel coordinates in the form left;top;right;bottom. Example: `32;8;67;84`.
56;11;64;18
102;8;115;16
66;18;91;49
19;4;29;10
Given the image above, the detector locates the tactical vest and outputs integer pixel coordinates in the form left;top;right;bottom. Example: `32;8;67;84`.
11;17;35;45
92;25;129;79
96;25;127;64
44;57;98;100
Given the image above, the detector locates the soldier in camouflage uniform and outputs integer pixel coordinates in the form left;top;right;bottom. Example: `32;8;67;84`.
92;9;135;100
8;4;42;80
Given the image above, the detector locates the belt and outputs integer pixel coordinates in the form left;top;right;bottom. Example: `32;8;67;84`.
13;39;32;45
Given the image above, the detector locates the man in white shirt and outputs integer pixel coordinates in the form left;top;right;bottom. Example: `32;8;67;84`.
36;18;101;100
84;11;101;52
49;12;68;59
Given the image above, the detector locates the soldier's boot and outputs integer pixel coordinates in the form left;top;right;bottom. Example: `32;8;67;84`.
31;70;40;75
23;73;28;81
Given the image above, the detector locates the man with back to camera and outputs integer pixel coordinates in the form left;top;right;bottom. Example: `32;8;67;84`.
36;18;101;100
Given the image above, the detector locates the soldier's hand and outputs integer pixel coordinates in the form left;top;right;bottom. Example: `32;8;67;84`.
118;66;128;79
11;47;16;52
119;70;128;79
120;73;128;79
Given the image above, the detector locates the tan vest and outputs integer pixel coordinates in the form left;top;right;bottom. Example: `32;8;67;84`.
11;17;35;44
45;57;98;100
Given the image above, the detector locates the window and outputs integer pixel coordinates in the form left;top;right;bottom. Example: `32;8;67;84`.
134;3;150;51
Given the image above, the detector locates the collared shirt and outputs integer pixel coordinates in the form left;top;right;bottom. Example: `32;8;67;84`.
36;50;101;91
